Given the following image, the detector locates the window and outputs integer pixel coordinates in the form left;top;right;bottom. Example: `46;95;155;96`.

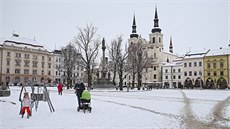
49;57;51;61
213;71;217;76
24;54;29;59
189;62;192;67
24;69;29;74
199;62;202;66
165;76;168;79
213;62;216;69
7;59;10;65
32;61;38;67
165;69;168;73
81;67;84;71
178;69;181;73
173;76;176;79
42;56;45;60
15;69;20;74
42;70;44;75
178;75;181;79
184;72;187;76
194;71;197;76
189;71;192;76
220;62;224;68
154;67;156;71
154;53;156;58
15;53;21;58
220;71;224;76
194;62;197;67
42;62;45;68
173;69;175;73
6;68;10;73
48;63;51;68
199;71;202;76
24;60;30;67
154;74;156;79
207;63;210;68
207;71;211;76
33;70;37;75
15;59;21;66
153;37;155;43
7;52;10;57
159;37;161;43
184;63;187;67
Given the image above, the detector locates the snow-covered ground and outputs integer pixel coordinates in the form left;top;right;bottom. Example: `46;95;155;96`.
0;87;230;129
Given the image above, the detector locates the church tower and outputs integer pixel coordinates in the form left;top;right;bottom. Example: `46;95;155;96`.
128;14;140;46
169;36;173;53
148;6;164;63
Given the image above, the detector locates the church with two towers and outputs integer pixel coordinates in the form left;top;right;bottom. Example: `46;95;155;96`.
127;6;178;86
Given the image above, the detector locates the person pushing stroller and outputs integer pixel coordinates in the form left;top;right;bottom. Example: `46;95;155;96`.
79;89;92;113
74;79;85;108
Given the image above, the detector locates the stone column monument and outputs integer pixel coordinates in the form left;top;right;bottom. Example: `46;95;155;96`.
93;38;115;89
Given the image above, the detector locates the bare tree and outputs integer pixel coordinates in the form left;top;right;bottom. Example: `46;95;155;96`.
74;24;101;90
127;42;138;89
61;43;79;89
128;39;150;90
107;35;123;86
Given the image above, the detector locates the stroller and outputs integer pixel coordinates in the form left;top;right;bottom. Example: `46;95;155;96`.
77;90;92;113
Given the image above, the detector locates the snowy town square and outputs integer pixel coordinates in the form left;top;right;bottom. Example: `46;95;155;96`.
0;86;230;129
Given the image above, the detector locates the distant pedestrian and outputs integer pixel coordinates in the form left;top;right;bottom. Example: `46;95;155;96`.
19;92;32;119
57;82;63;95
74;79;85;108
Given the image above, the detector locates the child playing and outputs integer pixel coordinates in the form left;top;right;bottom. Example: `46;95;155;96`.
19;92;32;118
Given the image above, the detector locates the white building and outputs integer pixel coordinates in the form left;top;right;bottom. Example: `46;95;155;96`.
183;50;209;88
162;58;183;88
52;49;85;85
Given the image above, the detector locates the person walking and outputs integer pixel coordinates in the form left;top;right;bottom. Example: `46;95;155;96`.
74;80;85;108
57;82;63;95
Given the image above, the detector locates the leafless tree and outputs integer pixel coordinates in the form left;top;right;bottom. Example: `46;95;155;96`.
107;35;123;86
113;36;128;91
61;43;79;89
74;24;101;90
128;39;150;90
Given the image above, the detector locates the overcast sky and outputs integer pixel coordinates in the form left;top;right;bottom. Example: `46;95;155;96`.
1;0;229;55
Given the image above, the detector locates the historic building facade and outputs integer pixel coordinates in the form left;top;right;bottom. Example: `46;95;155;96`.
125;7;178;87
0;34;54;85
182;50;208;89
162;58;183;89
204;48;230;89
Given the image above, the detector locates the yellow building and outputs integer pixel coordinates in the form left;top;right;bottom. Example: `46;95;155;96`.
204;48;229;89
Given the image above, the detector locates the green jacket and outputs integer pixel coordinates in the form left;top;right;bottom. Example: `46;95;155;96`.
80;90;91;100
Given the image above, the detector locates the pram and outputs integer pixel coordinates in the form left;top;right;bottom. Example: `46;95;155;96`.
77;90;92;113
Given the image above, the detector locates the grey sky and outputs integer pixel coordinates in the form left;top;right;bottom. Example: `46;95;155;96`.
1;0;229;55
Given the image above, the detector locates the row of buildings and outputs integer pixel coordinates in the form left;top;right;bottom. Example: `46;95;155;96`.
1;7;229;89
0;33;85;86
111;7;230;89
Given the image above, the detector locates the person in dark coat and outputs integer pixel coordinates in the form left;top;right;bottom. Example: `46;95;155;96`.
74;80;85;108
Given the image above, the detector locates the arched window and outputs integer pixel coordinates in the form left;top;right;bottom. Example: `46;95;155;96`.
153;37;155;43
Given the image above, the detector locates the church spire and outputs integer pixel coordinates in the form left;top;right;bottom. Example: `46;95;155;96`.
151;6;161;33
169;36;173;53
130;14;139;38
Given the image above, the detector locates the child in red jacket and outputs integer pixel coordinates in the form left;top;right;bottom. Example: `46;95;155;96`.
20;92;32;118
